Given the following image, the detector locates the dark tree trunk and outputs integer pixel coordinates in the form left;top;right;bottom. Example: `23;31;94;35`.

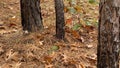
20;0;43;32
97;0;120;68
54;0;65;39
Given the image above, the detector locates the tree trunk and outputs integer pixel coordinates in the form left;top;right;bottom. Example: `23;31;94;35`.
97;0;120;68
20;0;43;32
54;0;65;39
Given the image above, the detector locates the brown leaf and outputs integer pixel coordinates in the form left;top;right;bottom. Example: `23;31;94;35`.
84;26;94;32
66;18;73;25
0;26;6;30
64;7;69;13
74;6;83;13
44;56;53;64
8;23;17;28
71;30;80;39
79;63;85;68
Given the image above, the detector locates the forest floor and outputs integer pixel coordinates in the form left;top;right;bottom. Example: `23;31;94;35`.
0;0;119;68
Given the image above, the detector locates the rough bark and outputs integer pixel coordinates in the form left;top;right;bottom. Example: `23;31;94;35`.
54;0;65;39
98;0;120;68
20;0;43;32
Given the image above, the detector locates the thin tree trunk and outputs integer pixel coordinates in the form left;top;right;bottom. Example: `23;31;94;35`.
20;0;43;32
97;0;120;68
54;0;65;39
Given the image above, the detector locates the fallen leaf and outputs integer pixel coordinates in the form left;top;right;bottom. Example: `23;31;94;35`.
39;41;44;45
86;44;93;48
79;63;85;68
66;18;73;25
51;45;59;51
71;30;80;39
44;56;53;63
64;7;69;13
0;26;6;30
8;23;17;28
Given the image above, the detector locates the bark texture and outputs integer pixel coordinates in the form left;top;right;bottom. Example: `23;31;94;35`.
54;0;65;39
98;0;120;68
20;0;43;32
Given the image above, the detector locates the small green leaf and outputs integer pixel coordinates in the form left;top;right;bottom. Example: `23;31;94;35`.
51;45;59;51
94;22;98;27
89;0;96;4
68;7;76;14
48;50;53;54
70;0;76;5
72;24;81;30
86;21;92;26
